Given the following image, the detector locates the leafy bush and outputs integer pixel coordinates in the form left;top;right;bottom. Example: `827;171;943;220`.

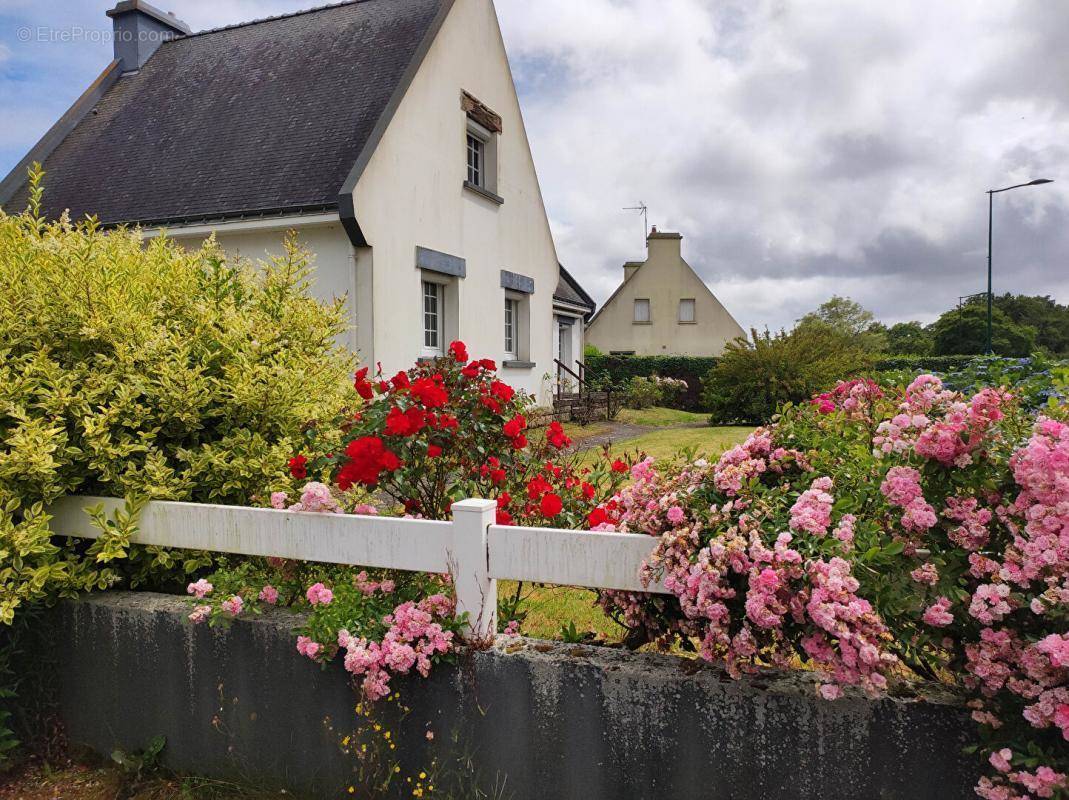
584;354;718;410
591;376;1069;797
627;376;663;409
872;354;976;372
939;356;1069;412
0;167;353;625
701;325;875;424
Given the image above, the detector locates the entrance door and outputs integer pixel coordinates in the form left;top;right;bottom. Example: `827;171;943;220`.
557;319;572;368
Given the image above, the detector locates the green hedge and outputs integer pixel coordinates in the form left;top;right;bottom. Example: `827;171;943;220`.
871;355;975;372
584;355;718;410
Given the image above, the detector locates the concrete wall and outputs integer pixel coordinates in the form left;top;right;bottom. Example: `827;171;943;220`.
352;0;561;401
46;593;978;800
587;231;746;357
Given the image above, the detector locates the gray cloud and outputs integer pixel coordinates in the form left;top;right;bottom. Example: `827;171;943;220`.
2;0;1066;333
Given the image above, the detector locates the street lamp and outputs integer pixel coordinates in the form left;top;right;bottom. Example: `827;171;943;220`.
986;178;1054;353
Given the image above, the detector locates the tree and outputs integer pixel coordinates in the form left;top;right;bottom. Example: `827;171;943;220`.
987;294;1069;355
702;323;875;423
930;304;1036;357
797;295;887;353
885;321;934;356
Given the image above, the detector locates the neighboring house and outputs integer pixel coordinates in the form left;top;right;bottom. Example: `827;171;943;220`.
586;228;745;357
0;0;594;403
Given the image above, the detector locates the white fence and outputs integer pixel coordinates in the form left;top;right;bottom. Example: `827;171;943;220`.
47;496;668;636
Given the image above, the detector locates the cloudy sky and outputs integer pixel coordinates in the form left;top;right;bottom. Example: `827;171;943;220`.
2;0;1066;330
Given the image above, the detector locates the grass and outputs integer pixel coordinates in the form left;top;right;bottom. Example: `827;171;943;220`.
579;424;752;467
0;759;290;800
498;580;623;642
615;406;708;427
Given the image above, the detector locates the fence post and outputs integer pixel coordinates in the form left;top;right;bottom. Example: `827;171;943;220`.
450;498;498;638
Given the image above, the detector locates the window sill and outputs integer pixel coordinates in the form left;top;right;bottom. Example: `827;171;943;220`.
463;181;504;205
677;320;697;325
502;360;535;369
632;321;652;326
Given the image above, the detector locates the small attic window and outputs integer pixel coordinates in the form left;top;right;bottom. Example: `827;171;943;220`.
462;92;503;204
679;298;696;323
634;298;651;323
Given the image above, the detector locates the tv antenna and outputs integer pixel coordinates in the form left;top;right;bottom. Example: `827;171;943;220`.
623;202;649;248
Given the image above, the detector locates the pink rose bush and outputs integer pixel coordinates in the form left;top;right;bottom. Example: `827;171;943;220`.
186;481;464;702
591;374;1069;797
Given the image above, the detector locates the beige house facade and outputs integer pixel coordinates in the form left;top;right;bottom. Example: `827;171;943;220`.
586;229;745;357
1;0;595;404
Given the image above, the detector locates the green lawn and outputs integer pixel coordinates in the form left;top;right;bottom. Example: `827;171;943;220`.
579;424;751;467
615;406;708;427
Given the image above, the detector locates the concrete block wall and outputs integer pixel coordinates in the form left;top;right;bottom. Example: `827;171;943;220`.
46;593;979;799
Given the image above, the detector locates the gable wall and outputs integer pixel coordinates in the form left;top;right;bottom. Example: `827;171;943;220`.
352;0;560;401
586;236;746;357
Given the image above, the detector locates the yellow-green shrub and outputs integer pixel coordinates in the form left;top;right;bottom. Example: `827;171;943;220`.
0;166;354;624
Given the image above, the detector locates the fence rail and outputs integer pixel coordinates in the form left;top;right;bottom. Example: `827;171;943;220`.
47;495;666;637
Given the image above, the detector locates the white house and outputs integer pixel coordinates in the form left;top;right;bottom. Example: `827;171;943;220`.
586;228;745;357
0;0;595;403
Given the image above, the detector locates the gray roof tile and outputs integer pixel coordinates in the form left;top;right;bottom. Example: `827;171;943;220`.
4;0;445;224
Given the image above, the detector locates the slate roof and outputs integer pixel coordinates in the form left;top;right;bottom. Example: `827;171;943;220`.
554;265;596;317
2;0;447;225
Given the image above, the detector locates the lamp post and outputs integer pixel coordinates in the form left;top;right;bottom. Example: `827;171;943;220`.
986;178;1053;353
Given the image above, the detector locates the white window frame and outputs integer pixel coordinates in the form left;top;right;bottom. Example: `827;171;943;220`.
504;297;517;358
466;131;484;188
633;298;651;323
422;280;444;356
678;298;696;323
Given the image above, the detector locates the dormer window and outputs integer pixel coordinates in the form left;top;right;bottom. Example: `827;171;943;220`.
461;91;503;204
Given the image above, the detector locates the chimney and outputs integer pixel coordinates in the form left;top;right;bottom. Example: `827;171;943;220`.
622;261;643;282
106;1;190;73
647;227;683;260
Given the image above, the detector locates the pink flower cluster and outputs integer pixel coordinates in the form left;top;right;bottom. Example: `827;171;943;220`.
812;378;883;418
334;594;455;701
271;481;344;514
789;477;834;536
305;582;334;606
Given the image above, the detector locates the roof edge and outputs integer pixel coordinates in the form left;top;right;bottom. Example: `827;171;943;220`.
337;0;458;248
100;202;340;230
557;264;596;311
0;60;123;210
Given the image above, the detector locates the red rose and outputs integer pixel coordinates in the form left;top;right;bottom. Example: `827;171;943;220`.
427;444;442;457
461;364;480;379
489;468;506;484
448;341;468;362
391;371;411;390
479;359;497;371
411;376;449;408
511;434;527;450
498;491;512;507
588;507;609;527
581;482;595;500
386;406;427;437
611;459;628;473
539;493;563;517
496;509;514;526
546;420;571;449
480;396;502;414
527;475;551;499
354;367;375;400
502;415;527;439
288;454;308;479
337;436;401;489
490;380;515;402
